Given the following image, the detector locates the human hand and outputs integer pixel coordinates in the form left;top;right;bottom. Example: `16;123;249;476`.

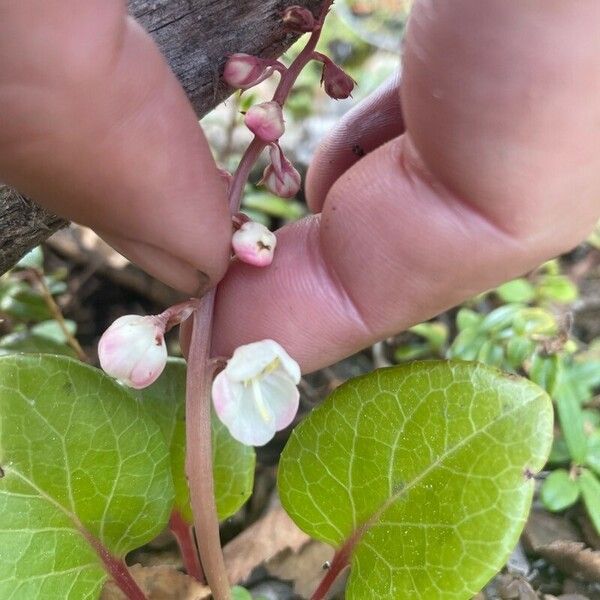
2;1;599;374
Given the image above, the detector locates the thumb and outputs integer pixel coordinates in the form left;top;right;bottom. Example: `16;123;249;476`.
0;9;231;293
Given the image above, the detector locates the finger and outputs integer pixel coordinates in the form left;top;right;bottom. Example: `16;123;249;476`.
208;0;600;372
305;72;404;213
212;134;600;374
0;10;231;293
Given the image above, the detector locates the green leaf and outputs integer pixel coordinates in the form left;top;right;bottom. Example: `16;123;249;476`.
586;432;600;476
14;246;44;270
579;470;600;534
537;275;578;304
554;377;588;465
136;359;255;523
394;344;430;362
0;284;52;322
496;279;535;304
410;322;448;351
506;337;535;370
279;361;553;599
231;586;253;600
476;339;505;367
548;437;571;465
0;331;76;358
540;469;580;512
455;308;482;332
480;304;523;333
0;355;174;598
513;308;557;336
529;354;561;396
31;320;77;344
448;328;485;361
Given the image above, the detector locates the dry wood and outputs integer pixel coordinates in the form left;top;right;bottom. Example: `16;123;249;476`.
0;0;325;275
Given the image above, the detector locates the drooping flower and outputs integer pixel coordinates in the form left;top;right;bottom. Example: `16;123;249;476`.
223;53;275;90
244;101;285;142
260;143;301;198
212;340;301;446
321;60;355;100
282;5;317;32
232;221;277;267
98;315;168;389
98;301;196;389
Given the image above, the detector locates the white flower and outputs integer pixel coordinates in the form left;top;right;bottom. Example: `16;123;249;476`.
212;340;301;446
98;315;168;389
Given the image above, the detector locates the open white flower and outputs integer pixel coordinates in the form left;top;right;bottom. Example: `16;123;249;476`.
212;340;301;446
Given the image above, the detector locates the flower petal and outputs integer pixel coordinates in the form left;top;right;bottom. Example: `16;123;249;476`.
261;370;300;430
225;340;281;382
212;371;277;446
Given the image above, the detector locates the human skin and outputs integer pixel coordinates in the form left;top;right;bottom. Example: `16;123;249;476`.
1;1;599;373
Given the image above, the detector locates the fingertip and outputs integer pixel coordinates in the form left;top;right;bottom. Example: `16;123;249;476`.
306;73;404;213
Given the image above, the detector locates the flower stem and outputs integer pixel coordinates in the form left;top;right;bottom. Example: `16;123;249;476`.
83;530;147;600
169;510;205;583
29;268;88;362
310;536;354;600
185;290;232;599
184;4;335;598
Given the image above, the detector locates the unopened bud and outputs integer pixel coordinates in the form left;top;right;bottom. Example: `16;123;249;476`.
244;101;285;142
232;221;277;267
223;53;274;90
282;5;317;33
321;60;355;100
98;315;168;389
260;144;301;198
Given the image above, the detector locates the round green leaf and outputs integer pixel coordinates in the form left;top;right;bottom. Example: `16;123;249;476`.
136;359;255;523
0;355;174;598
496;279;535;304
540;469;580;512
279;361;553;599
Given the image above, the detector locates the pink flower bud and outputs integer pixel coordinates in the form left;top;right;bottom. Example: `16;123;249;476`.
223;53;274;90
232;221;277;267
98;315;168;389
282;5;317;32
244;101;285;142
321;60;355;100
260;144;301;198
212;339;301;446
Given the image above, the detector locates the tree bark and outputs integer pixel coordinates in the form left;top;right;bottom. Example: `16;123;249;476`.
0;0;325;275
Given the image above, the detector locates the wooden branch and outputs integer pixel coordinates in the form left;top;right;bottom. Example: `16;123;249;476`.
0;0;325;276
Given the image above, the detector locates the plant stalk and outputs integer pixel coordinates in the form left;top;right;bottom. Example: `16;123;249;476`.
184;4;334;598
84;531;148;600
169;510;205;583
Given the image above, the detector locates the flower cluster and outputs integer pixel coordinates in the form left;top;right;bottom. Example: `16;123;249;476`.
98;6;352;447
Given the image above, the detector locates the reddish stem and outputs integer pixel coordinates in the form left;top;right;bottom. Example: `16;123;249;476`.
310;536;355;600
83;531;147;600
169;510;205;583
186;291;232;599
227;0;334;213
185;4;335;599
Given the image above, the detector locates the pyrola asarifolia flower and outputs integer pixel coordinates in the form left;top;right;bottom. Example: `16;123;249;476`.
321;60;355;100
223;53;274;89
212;340;301;446
244;101;285;142
232;221;277;267
261;143;301;198
282;5;316;32
98;315;168;389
